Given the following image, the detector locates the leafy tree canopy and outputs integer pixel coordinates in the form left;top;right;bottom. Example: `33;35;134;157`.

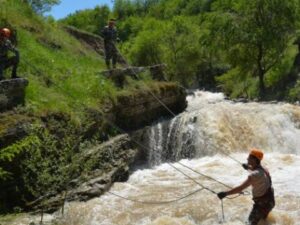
60;5;110;35
22;0;61;14
207;0;300;96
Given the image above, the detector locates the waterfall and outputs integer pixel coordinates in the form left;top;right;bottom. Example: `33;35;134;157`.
145;91;300;166
148;122;163;165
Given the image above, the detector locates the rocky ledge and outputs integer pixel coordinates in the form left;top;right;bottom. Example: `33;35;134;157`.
0;78;29;112
113;82;187;130
27;134;139;212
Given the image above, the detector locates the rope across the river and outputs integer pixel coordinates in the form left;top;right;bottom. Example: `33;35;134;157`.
107;187;204;205
24;46;249;224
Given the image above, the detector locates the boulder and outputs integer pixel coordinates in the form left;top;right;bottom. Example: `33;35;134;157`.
0;78;28;112
28;134;139;212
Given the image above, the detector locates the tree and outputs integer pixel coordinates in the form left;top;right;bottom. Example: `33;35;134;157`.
122;16;204;86
113;0;135;19
94;5;111;35
61;6;110;35
209;0;299;97
23;0;61;14
126;19;164;66
162;16;202;86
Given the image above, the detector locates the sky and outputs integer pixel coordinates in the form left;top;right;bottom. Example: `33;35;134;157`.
49;0;114;20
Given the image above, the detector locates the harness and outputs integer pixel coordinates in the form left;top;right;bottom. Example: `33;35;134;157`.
253;167;275;216
0;39;16;59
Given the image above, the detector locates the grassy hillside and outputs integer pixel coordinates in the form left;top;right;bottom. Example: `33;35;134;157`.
1;0;117;116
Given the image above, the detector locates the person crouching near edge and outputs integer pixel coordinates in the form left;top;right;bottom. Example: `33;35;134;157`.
217;148;275;225
0;28;20;81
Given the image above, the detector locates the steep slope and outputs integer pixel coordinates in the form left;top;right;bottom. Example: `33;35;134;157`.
1;0;115;114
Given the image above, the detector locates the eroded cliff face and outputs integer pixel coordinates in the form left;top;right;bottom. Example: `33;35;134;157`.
113;82;187;130
27;134;138;213
0;78;31;150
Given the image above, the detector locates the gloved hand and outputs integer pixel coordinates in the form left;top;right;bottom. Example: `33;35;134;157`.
217;192;227;199
242;163;249;170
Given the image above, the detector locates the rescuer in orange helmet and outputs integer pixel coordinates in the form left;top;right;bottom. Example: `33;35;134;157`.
217;148;275;225
0;27;20;80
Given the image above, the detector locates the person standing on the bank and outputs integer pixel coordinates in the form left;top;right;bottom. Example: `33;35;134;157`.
217;148;275;225
0;27;20;81
101;19;119;69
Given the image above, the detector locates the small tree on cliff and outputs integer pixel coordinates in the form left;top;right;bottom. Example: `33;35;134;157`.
209;0;299;97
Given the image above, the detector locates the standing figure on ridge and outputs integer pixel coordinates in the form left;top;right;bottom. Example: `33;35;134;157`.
101;19;119;70
217;148;275;225
0;28;19;81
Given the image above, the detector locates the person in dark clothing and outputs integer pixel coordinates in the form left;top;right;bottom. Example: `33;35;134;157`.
101;19;119;69
0;28;19;80
217;149;275;225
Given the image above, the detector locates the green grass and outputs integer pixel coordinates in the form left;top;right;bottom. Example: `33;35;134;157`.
1;0;119;117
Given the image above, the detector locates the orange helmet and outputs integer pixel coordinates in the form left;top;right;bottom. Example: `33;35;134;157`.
0;28;11;38
249;148;264;161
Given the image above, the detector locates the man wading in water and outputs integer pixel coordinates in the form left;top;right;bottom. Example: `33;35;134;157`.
217;149;275;225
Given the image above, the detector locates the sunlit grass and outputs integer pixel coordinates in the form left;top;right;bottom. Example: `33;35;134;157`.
0;0;119;116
